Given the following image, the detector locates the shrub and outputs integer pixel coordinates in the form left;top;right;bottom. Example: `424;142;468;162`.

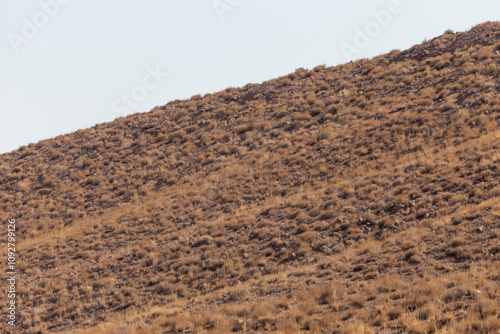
327;103;346;115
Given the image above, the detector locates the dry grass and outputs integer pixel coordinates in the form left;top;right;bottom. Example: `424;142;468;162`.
1;22;500;333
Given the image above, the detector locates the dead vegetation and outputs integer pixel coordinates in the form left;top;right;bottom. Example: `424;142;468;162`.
1;22;500;333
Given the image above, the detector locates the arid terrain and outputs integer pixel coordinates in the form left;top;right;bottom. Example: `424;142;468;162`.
1;22;499;333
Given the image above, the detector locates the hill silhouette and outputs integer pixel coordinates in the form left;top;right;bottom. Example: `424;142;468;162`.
1;22;499;333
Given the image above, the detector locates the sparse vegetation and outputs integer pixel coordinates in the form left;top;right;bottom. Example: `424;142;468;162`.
1;23;500;333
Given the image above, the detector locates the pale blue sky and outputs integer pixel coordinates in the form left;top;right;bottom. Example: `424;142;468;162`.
1;0;499;153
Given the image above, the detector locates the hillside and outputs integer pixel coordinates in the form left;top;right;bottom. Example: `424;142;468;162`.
1;22;499;333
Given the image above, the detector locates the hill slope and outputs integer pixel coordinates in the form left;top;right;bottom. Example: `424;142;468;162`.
1;22;500;333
